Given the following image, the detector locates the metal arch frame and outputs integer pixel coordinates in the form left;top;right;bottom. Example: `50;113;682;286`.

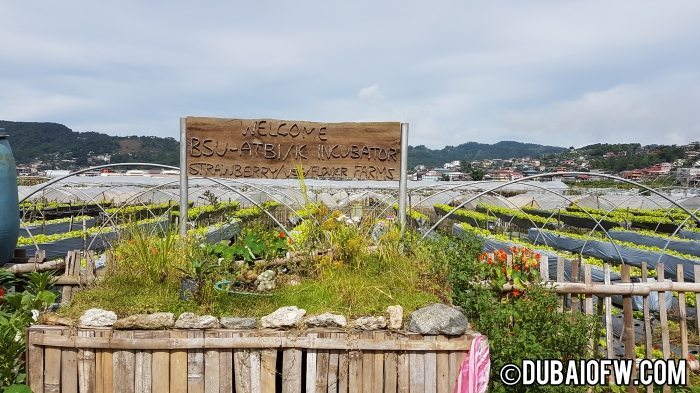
422;172;700;240
16;163;313;250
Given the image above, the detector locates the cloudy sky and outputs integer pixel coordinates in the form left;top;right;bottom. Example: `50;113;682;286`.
1;1;699;148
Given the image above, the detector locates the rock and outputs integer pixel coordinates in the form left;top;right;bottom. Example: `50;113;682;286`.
179;277;197;301
113;313;175;329
353;316;387;330
79;308;117;327
40;313;74;326
387;305;403;330
306;313;347;328
220;317;257;329
174;313;220;329
261;306;306;328
255;270;277;292
407;304;468;336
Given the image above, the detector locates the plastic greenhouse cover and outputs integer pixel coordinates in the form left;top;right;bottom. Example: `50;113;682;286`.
527;229;699;282
608;230;700;257
680;229;700;241
17;219;169;260
21;217;97;237
452;224;671;311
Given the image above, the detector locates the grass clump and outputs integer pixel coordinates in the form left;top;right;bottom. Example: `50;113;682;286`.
60;209;450;320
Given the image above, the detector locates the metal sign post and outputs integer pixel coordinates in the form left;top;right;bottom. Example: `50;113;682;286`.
399;123;409;233
179;117;189;238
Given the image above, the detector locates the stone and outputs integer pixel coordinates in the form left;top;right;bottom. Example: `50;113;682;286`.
407;303;468;336
353;316;387;330
174;312;220;329
40;313;74;326
387;305;404;330
220;317;257;330
113;312;175;329
261;306;306;328
79;308;117;327
306;313;347;328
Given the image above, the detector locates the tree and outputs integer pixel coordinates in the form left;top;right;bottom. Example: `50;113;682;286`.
470;169;485;181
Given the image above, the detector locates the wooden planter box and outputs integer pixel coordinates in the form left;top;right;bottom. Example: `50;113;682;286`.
27;325;478;393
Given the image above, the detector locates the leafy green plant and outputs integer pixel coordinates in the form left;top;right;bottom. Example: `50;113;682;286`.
0;271;58;390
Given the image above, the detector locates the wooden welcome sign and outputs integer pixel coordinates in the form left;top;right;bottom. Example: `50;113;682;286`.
185;117;401;181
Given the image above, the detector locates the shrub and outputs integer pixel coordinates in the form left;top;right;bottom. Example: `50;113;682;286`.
448;237;597;393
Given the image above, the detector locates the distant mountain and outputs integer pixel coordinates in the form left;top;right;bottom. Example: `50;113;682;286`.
408;141;566;168
0;120;566;170
0;120;179;167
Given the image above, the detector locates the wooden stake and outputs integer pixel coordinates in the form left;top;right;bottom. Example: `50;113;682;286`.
604;264;614;360
621;265;636;393
557;257;565;312
677;265;689;364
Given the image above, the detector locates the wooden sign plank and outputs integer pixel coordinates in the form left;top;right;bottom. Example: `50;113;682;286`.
185;117;401;181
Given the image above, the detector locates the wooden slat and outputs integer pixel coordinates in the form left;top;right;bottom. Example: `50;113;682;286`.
539;253;549;281
677;265;689;364
557;256;565;312
384;333;398;393
397;336;410;393
409;335;425;392
695;265;700;345
29;332;476;351
151;331;170;393
336;332;349;393
570;258;580;314
372;332;385;393
657;262;671;360
657;262;671;393
583;264;593;315
604;264;614;360
281;348;302;393
204;331;220;393
362;331;374;393
327;333;340;393
101;330;114;393
306;333;318;393
170;331;188;393
218;331;233;393
94;330;103;393
63;328;79;393
259;349;277;393
234;344;252;393
435;336;449;393
44;329;63;393
61;251;78;304
188;330;205;393
27;328;44;392
112;330;135;393
78;329;96;393
250;348;261;393
134;331;153;393
622;265;636;393
423;336;437;393
641;262;653;361
347;350;362;393
447;341;457;393
317;333;330;393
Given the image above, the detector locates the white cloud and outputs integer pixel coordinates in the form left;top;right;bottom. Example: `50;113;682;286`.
358;84;385;100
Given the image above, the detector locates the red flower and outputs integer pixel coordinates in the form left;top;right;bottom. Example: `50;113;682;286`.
0;287;4;300
512;289;522;297
278;231;286;239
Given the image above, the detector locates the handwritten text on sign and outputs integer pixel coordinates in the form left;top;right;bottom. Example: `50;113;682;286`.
186;117;401;180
